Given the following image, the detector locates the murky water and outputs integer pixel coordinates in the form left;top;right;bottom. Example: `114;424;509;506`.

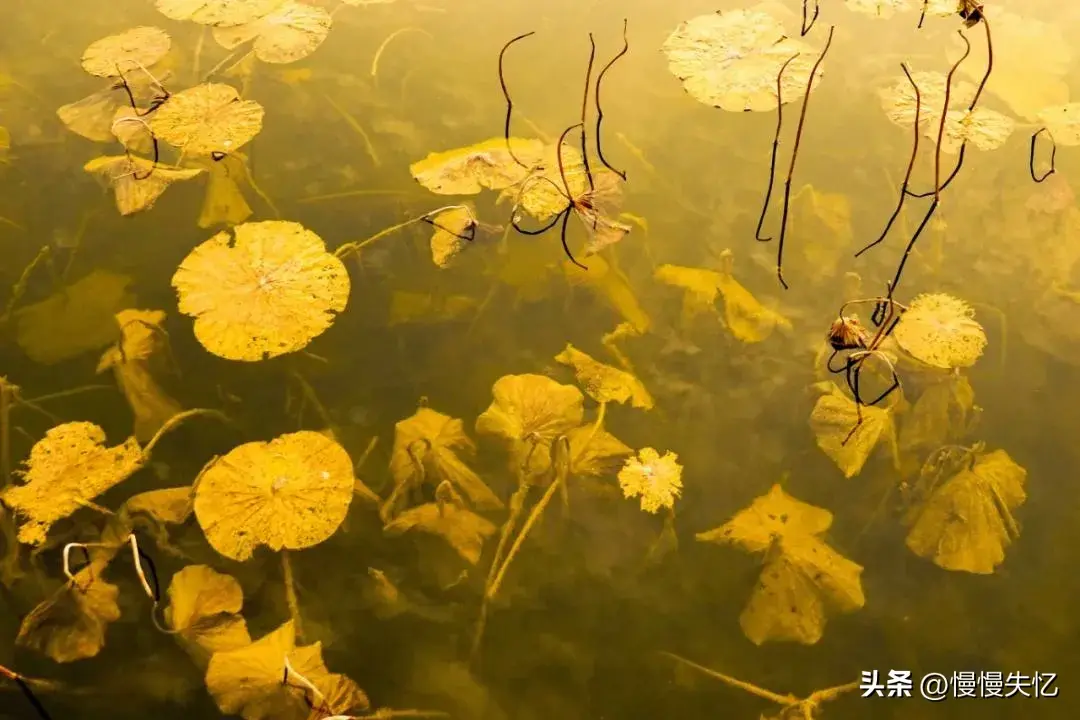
1;1;1079;719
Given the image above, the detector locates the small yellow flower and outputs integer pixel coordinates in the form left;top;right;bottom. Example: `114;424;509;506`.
618;447;683;513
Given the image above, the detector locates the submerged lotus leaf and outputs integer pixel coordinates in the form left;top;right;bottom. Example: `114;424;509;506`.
166;565;251;661
383;498;497;565
156;0;288;26
515;424;632;481
81;27;172;77
16;565;121;663
151;83;264;158
475;373;584;444
1036;103;1080;146
213;1;332;65
697;484;833;553
1;422;143;545
809;382;898;478
698;485;864;645
618;447;683;514
717;270;792;343
428;205;475;268
655;264;723;326
389;407;502;511
554;343;653;409
172;220;349;362
893;293;987;369
563;254;652;334
193;431;354;561
409;137;545;195
906;448;1026;574
199;155;253;228
662;10;822;112
388;291;478;325
899;375;976;453
58;90;120;143
97;309;183;442
879;70;976;129
84;155;204;216
933;107;1016;154
205;620;366;720
15;270;135;365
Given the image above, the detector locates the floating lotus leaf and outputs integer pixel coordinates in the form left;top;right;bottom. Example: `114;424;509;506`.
906;448;1026;574
554;343;653;409
384;497;496;565
879;70;976;130
1036;103;1080;146
844;0;910;18
81;27;172;78
662;10;822;112
933;107;1016;154
501;143;589;222
15;270;135;365
389;407;502;512
198;155;253;228
1;422;143;545
618;447;683;514
475;373;584;444
16;565;121;663
84;155;204;216
166;565;251;662
213;1;332;65
97;309;183;442
193;431;354;561
428;205;475;268
808;382;898;478
205;620;369;720
698;485;865;645
410;137;545;195
172;220;349;362
893;293;987;369
156;0;288;26
151;83;264;158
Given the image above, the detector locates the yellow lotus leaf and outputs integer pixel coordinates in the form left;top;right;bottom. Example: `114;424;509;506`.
893;293;987;369
15;270;135;365
516;424;633;481
122;487;194;525
166;565;251;662
716;271;792;344
172;220;349;362
384;496;496;565
409;137;545;195
388;291;477;325
1;422;143;545
662;10;823;112
879;70;976;130
500;143;589;222
563;254;651;333
199;156;253;228
151;83;264;158
809;382;898;478
906;448;1026;575
898;375;976;453
697;484;865;645
618;447;683;514
58;90;121;143
554;343;653;409
950;9;1070;121
213;1;332;65
697;484;833;553
193;431;354;561
155;0;288;27
112;106;156;154
1036;103;1080;146
389;407;502;511
97;309;183;442
932;107;1016;155
81;27;172;78
844;0;910;18
84;155;204;216
475;373;584;444
205;620;369;720
428;205;475;268
655;264;723;325
16;564;121;663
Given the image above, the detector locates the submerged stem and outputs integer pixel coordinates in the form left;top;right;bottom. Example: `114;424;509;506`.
282;550;304;640
334;206;472;260
141;409;231;459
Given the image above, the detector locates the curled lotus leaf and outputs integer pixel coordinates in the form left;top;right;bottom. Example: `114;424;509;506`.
81;27;172;78
475;373;584;444
893;293;987;369
155;0;288;27
554;343;653;409
150;83;264;158
384;498;497;565
808;382;898;478
193;431;354;561
213;1;332;65
662;10;822;112
409;137;545;195
84;155;204;216
428;205;475;268
1;422;143;545
16;565;121;663
172;220;349;362
166;565;251;662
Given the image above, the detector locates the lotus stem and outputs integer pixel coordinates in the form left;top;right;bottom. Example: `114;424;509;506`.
282;550;304;640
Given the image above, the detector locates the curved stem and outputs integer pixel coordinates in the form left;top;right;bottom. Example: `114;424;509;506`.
141;408;231;459
334;206;471;260
282;550;304;640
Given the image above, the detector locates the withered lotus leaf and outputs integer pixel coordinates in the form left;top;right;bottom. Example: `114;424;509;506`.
193;431;354;561
475;373;584;444
212;1;332;65
429;205;475;268
16;565;121;663
155;0;288;27
384;497;496;565
84;155;204;216
1;422;143;545
80;27;172;78
554;343;653;409
809;381;898;478
517;424;632;480
166;565;251;661
618;447;683;514
172;220;349;362
409;137;545;195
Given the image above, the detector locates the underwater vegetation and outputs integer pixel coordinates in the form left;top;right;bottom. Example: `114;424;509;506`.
1;0;1079;718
